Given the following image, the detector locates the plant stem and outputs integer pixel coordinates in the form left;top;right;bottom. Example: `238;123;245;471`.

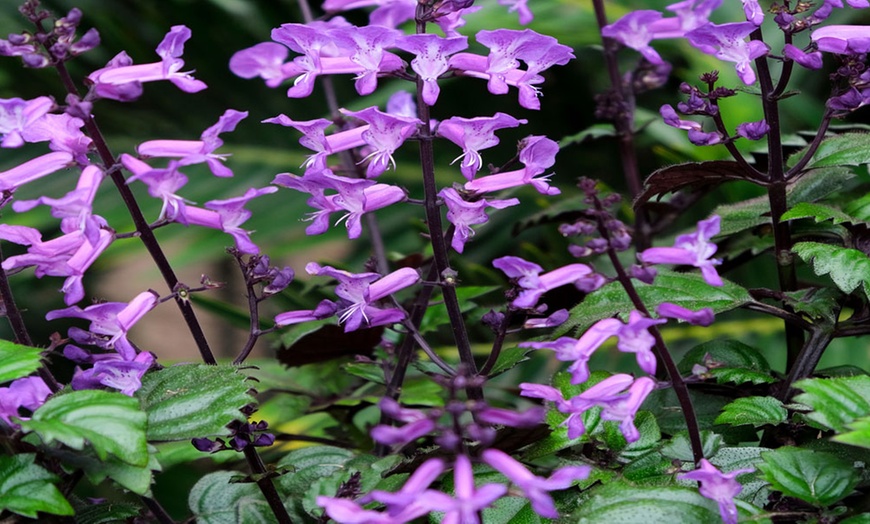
243;445;294;524
50;60;216;365
751;29;803;371
593;198;704;464
415;8;480;400
0;244;61;392
591;0;650;250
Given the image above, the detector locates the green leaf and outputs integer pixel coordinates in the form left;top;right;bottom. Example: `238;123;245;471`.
833;415;870;449
20;390;148;466
136;364;254;441
793;375;870;432
783;288;842;323
661;431;724;462
188;471;273;524
0;454;73;518
276;446;355;521
789;133;870;169
576;481;768;523
602;411;660;458
758;447;858;506
559;123;615;147
488;345;534;377
53;447;160;496
0;340;44;384
677;339;770;375
793;241;870;298
715;397;787;427
73;501;141;524
782;202;858;226
301;455;403;518
560;270;752;336
709;368;776;385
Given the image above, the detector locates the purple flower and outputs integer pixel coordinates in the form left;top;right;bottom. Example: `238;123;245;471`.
428;455;508;524
229;42;294;88
523;308;569;329
482;449;590;518
12;164;105;245
20;113;93;166
493;256;597;309
498;0;534;25
477;406;545;427
121;155;191;224
365;458;444;517
370;397;437;445
741;0;765;25
0;96;54;148
437;113;527;180
0;376;52;427
90;26;207;94
182;187;278;254
341;107;421;178
396;34;468;106
679;459;755;524
68;350;155;396
812;25;870;54
686;22;769;85
0;151;74;192
601;11;667;65
85;52;144;101
304;263;420;332
639;215;723;286
736;119;769;140
274;299;338;327
136;109;248;178
782;44;823;70
465;136;561;195
657;302;715;326
440;188;519;253
47;291;159;360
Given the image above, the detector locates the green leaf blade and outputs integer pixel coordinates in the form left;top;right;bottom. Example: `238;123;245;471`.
758;448;858;506
715;397;787;427
793;241;870;298
0;454;73;518
0;340;44;384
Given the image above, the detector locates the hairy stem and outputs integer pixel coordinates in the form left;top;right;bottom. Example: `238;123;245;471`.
243;445;294;524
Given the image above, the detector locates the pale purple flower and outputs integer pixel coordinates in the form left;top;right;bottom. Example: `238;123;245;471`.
429;455;508;524
782;44;823;70
0;96;53;148
436;6;483;38
679;459;755;524
316;497;417;524
812;25;870;54
0;376;52;427
741;0;765;25
229;42;295;88
370;397;436;445
493;255;597;309
182;187;277;254
639;215;723;286
440;188;519;253
47;291;159;360
274;299;338;327
69;351;154;396
20;113;93;165
477;406;545;427
482;449;590;518
523;308;569;329
341;107;421;178
437;113;527;180
736;119;769;140
386;90;417;117
91;25;207;94
656;302;714;326
660;0;723;36
686;22;769;84
498;0;534;25
137;109;248;178
601;11;666;65
13;164;105;245
365;458;444;518
121;155;191;224
304;263;420;332
396;34;468;106
465;136;561;195
86;52;144;101
0;151;74;191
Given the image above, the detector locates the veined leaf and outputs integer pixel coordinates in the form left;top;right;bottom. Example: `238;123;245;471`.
793;375;870;432
136;364;254;441
715;397;787;427
20;390;148;466
560;270;752;336
782;202;858;226
52;447;161;496
0;340;44;384
635;160;752;208
758;447;858;506
188;471;273;524
834;415;870;450
0;454;73;518
73;501;141;524
793;242;870;298
788;132;870;169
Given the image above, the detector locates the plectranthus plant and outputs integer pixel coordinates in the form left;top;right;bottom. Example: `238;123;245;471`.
1;0;870;522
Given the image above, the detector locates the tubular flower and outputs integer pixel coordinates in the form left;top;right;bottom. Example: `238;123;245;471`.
679;459;755;524
493;255;598;309
639;215;723;286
